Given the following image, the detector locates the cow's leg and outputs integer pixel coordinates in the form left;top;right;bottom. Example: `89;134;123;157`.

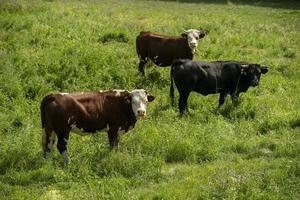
108;128;120;150
231;93;239;106
178;91;190;115
42;128;56;158
138;58;147;75
56;129;70;163
218;92;228;108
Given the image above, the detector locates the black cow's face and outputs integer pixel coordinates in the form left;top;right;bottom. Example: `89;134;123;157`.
242;64;268;87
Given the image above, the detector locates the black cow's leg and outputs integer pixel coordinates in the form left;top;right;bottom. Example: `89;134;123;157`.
178;91;190;115
218;92;227;108
56;129;70;163
231;93;239;106
138;58;147;75
108;129;120;150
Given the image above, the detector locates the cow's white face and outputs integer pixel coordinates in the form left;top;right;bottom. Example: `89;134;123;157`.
130;89;155;117
182;29;206;54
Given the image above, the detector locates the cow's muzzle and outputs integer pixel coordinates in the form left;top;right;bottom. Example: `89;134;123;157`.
189;43;197;48
137;110;146;117
251;80;259;87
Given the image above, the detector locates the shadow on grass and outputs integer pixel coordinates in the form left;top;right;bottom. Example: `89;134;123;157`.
0;151;44;175
290;119;300;129
0;151;61;187
212;103;235;119
134;68;169;89
155;0;300;10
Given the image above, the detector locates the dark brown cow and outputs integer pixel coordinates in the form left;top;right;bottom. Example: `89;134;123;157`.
136;29;206;75
41;89;155;163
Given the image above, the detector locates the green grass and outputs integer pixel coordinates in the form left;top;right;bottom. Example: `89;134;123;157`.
0;0;300;199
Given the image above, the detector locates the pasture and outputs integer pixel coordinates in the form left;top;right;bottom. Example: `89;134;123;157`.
0;0;299;199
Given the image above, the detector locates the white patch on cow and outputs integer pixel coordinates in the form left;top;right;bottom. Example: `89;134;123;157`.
47;132;56;151
61;150;70;163
130;89;148;117
64;138;68;144
183;29;201;54
59;93;69;95
70;124;89;136
103;124;109;132
113;89;126;96
67;116;74;124
118;127;125;134
241;64;249;68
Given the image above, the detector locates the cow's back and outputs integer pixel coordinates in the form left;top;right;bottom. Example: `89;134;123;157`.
136;31;196;71
172;60;221;95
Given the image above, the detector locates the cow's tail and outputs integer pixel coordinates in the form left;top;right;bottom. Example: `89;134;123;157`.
170;63;175;106
170;60;181;106
40;94;54;128
170;59;186;106
40;94;56;155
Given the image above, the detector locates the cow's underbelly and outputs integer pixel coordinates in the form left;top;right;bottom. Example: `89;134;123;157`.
151;56;172;66
194;84;218;96
70;122;107;136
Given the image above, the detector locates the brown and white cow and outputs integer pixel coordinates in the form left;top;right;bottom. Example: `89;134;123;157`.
40;89;155;163
136;29;206;75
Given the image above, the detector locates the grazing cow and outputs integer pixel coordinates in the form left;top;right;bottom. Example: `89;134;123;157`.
41;89;155;163
136;29;206;75
170;59;268;114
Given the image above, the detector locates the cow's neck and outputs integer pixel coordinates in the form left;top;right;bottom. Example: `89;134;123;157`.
122;107;136;132
239;78;251;92
124;97;137;131
183;39;195;58
190;47;196;55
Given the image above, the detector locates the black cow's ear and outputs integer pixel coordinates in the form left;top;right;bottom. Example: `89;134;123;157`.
147;95;155;102
260;66;268;74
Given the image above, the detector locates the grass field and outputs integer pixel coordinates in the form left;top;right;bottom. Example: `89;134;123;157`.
0;0;300;199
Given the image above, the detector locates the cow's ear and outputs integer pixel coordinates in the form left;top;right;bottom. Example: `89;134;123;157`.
198;31;206;38
181;33;187;38
199;33;206;38
147;95;155;102
260;66;268;74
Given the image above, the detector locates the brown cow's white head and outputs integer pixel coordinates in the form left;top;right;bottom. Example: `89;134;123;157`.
181;29;206;54
130;89;155;117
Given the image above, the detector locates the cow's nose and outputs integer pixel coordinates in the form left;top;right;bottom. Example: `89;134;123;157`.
190;42;197;47
137;110;145;116
252;80;259;86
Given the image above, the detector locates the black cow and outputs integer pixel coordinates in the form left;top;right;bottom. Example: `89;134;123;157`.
170;59;268;114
